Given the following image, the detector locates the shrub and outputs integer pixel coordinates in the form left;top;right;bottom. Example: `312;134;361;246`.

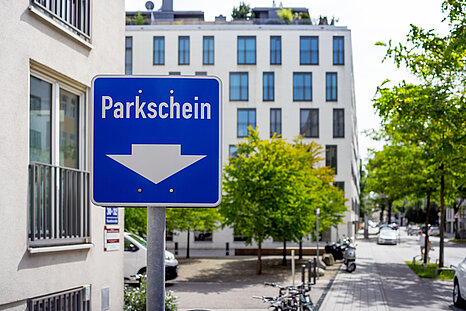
124;278;178;311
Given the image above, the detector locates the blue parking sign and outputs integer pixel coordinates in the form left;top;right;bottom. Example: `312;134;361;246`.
91;76;222;207
106;207;119;224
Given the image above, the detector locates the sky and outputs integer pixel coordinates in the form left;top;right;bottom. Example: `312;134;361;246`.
125;0;449;163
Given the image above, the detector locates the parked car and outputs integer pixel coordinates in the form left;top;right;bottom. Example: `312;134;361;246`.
124;232;178;281
378;224;395;233
368;220;379;228
428;226;440;236
407;225;420;236
377;229;398;245
453;257;466;308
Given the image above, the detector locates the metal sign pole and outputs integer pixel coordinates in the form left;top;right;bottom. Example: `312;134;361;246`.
147;207;166;311
316;208;320;280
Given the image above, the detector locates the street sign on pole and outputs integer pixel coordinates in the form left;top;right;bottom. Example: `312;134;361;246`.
91;75;222;207
91;75;222;311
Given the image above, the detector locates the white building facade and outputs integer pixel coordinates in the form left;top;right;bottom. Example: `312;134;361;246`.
126;14;360;250
0;0;125;310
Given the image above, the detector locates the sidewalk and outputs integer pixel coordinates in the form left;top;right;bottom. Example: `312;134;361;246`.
318;240;389;311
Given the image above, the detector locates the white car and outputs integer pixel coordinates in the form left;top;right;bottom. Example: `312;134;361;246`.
377;229;397;245
124;232;178;281
453;257;466;308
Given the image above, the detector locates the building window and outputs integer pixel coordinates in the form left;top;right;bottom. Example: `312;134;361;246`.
153;36;165;65
333;109;345;138
169;72;181;75
335;181;345;192
194;229;213;242
263;72;274;101
178;36;190;65
270;108;282;137
237;108;256;138
195;72;207;76
270;36;281;65
326;72;338;101
300;109;319;138
293;72;312;101
125;37;132;75
29;73;89;246
230;72;248;101
300;36;319;65
229;145;239;158
203;36;214;65
326;145;338;174
333;36;345;65
237;36;256;64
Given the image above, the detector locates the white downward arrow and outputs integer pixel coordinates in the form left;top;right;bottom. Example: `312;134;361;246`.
107;144;206;185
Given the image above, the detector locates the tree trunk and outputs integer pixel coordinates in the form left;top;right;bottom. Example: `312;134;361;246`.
256;240;262;275
186;229;190;259
455;217;460;239
387;199;393;224
282;241;287;266
380;205;385;223
439;164;445;268
424;194;431;264
299;240;303;260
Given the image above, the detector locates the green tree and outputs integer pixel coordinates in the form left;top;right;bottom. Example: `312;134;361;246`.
277;8;293;24
231;2;254;20
373;0;466;267
166;208;221;258
125;208;147;237
220;128;346;274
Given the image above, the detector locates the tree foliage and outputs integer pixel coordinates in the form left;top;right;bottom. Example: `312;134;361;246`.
371;0;466;267
220;128;346;274
231;2;254;20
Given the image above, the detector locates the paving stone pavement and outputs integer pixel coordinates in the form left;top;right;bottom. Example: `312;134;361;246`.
318;242;389;311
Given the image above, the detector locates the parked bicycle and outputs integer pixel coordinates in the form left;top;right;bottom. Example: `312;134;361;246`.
254;261;316;311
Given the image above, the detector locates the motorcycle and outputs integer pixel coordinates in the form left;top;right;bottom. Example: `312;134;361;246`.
344;242;356;273
324;236;351;260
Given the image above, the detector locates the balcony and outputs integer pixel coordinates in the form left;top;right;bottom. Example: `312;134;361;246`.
28;162;90;247
30;0;91;40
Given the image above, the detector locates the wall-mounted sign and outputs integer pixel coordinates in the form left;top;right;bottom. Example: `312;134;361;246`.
104;225;120;251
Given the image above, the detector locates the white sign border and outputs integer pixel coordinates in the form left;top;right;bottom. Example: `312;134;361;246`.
90;75;223;208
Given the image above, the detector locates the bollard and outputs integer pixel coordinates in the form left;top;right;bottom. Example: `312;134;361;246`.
313;257;317;284
291;250;295;286
174;242;178;256
308;260;312;289
301;264;306;287
226;242;229;256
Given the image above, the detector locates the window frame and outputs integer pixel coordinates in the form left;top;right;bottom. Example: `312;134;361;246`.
263;72;275;101
270;36;282;65
300;108;319;138
326;145;338;174
178;36;190;65
326;72;338;101
203;36;215;65
237;36;256;65
333;36;345;65
29;70;87;170
333;108;345;138
229;72;249;101
125;36;132;75
153;36;165;65
270;108;282;138
300;36;319;65
237;108;256;138
293;72;312;101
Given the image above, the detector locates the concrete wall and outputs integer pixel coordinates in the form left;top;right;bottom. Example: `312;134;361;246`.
0;1;125;310
126;23;359;248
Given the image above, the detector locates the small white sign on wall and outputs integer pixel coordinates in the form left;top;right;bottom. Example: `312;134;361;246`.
104;225;120;251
